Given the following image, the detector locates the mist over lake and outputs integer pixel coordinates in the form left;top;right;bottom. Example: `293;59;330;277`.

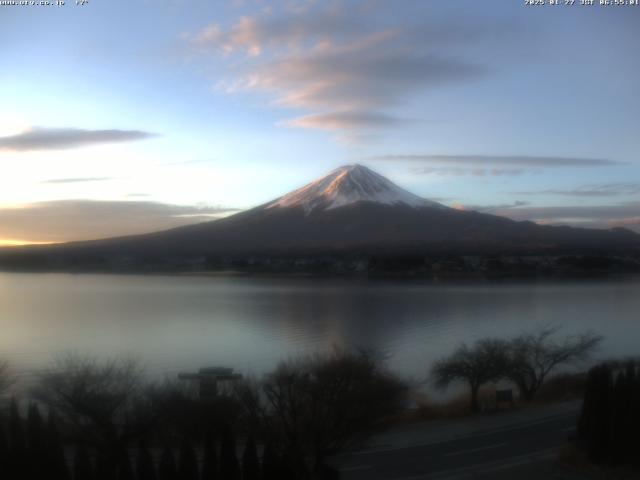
1;272;638;385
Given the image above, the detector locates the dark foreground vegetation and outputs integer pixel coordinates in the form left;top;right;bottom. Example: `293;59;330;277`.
0;327;621;479
576;360;640;468
0;351;406;480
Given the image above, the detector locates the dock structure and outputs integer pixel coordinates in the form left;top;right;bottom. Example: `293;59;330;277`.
178;367;243;399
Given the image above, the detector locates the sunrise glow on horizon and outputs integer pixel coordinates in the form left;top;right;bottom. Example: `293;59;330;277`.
2;0;639;245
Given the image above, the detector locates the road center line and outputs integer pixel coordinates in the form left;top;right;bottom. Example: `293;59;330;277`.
443;442;507;457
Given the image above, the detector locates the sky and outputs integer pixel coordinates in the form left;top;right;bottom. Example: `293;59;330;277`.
1;0;639;245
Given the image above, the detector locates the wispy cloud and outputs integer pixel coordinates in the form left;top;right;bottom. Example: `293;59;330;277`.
489;201;640;232
42;177;116;184
284;111;412;131
514;183;640;197
370;154;624;167
456;200;530;212
188;2;505;137
412;167;525;177
0;200;239;243
244;48;483;111
0;127;157;152
450;200;639;232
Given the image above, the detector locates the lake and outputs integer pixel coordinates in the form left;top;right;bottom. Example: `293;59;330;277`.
1;272;638;386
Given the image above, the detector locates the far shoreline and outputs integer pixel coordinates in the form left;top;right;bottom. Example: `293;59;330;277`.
1;266;640;284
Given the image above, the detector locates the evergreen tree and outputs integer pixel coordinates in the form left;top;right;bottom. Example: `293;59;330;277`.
241;436;260;480
27;403;47;479
219;425;239;480
620;361;636;465
9;398;26;456
589;364;613;464
117;450;134;480
95;452;117;480
47;410;70;480
178;438;199;480
577;361;640;467
136;439;157;480
0;422;9;479
158;446;178;480
277;452;296;480
577;366;598;441
201;431;218;480
9;398;27;479
578;364;623;465
624;361;636;386
27;404;46;452
608;372;627;465
261;443;279;480
73;444;94;480
628;361;640;467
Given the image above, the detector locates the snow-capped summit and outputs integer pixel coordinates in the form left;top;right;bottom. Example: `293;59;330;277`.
3;163;638;271
265;164;443;212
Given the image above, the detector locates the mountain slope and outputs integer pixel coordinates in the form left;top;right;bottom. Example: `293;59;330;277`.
0;165;638;271
264;164;443;212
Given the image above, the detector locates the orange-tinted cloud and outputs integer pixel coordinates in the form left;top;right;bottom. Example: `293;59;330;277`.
189;2;499;137
284;111;410;131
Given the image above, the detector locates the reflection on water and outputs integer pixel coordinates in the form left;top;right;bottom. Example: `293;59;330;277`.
0;272;638;382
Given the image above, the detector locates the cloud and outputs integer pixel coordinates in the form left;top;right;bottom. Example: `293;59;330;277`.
459;200;530;213
488;201;640;232
284;111;411;131
189;3;499;136
0;127;157;152
412;167;525;177
371;154;624;167
42;177;116;184
0;200;239;244
611;217;640;229
451;200;640;232
191;8;366;55
514;183;640;197
192;4;505;59
245;48;483;111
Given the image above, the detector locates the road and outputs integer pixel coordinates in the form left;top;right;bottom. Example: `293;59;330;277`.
332;409;580;479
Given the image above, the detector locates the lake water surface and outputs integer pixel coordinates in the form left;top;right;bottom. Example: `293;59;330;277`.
1;273;638;384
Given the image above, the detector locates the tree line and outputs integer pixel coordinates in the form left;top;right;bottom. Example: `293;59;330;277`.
0;350;406;480
430;327;602;413
576;359;640;467
0;399;300;480
0;327;606;478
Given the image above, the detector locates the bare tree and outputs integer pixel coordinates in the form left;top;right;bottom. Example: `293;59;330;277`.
236;349;407;472
506;327;602;402
431;339;509;413
33;353;143;456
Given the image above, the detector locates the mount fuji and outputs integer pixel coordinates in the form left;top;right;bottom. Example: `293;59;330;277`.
0;164;638;272
263;164;442;212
